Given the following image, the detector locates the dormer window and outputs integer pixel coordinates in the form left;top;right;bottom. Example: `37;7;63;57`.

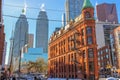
85;11;91;18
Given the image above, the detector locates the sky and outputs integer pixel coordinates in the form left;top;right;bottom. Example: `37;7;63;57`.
3;0;120;64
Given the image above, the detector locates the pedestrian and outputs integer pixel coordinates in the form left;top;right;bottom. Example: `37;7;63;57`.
1;75;4;80
34;76;37;80
116;72;119;78
39;77;41;80
1;73;6;80
12;76;16;80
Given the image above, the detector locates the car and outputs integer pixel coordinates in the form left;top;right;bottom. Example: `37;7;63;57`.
106;77;118;80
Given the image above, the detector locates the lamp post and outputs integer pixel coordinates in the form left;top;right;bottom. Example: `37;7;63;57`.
9;37;14;75
18;48;21;74
18;43;28;75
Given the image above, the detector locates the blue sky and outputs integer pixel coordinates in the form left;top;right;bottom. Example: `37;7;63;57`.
3;0;120;64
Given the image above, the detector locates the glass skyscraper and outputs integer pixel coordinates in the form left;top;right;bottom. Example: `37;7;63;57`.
13;14;28;57
12;12;28;71
65;0;84;24
36;8;48;53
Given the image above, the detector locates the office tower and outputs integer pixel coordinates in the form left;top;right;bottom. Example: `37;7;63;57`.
0;0;5;69
96;21;120;72
13;12;28;57
96;3;118;23
28;34;34;48
48;0;99;79
65;0;84;24
36;5;48;53
95;21;119;49
110;26;120;69
2;42;7;68
62;13;66;27
13;15;28;57
13;8;28;71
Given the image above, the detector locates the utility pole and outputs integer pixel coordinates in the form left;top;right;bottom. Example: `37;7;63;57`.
9;38;14;75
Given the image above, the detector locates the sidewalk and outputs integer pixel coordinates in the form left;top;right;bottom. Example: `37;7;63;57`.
47;78;82;80
99;78;106;80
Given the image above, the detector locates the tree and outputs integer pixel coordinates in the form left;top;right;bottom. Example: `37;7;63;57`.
26;57;48;73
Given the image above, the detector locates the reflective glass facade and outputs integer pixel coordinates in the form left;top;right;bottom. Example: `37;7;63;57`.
65;0;84;23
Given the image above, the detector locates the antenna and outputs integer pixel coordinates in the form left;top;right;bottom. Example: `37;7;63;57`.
22;0;27;15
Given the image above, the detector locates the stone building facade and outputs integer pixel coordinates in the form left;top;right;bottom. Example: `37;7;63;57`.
48;0;98;79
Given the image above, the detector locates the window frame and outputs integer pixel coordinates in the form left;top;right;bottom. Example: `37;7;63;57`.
87;36;93;44
88;48;94;58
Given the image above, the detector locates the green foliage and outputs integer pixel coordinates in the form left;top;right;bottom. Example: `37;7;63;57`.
26;57;48;73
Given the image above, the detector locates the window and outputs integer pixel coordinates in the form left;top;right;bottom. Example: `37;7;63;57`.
101;57;103;60
62;66;63;73
75;75;77;78
82;38;84;45
98;57;100;61
81;29;84;36
98;62;100;66
69;65;70;72
87;27;92;34
72;64;74;72
64;40;66;52
74;53;76;60
64;65;66;72
101;51;103;55
106;55;109;59
75;64;77;72
72;75;74;78
83;50;86;58
64;56;65;63
68;37;70;51
68;54;70;62
84;62;86;72
98;51;100;56
85;12;91;18
71;54;73;61
101;62;104;67
118;34;120;44
0;27;1;33
89;62;94;72
89;75;95;80
87;36;93;44
106;48;108;53
88;48;94;58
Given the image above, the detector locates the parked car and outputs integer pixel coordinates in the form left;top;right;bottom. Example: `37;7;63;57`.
106;77;118;80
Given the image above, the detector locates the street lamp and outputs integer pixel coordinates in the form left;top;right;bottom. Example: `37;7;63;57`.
18;44;28;74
